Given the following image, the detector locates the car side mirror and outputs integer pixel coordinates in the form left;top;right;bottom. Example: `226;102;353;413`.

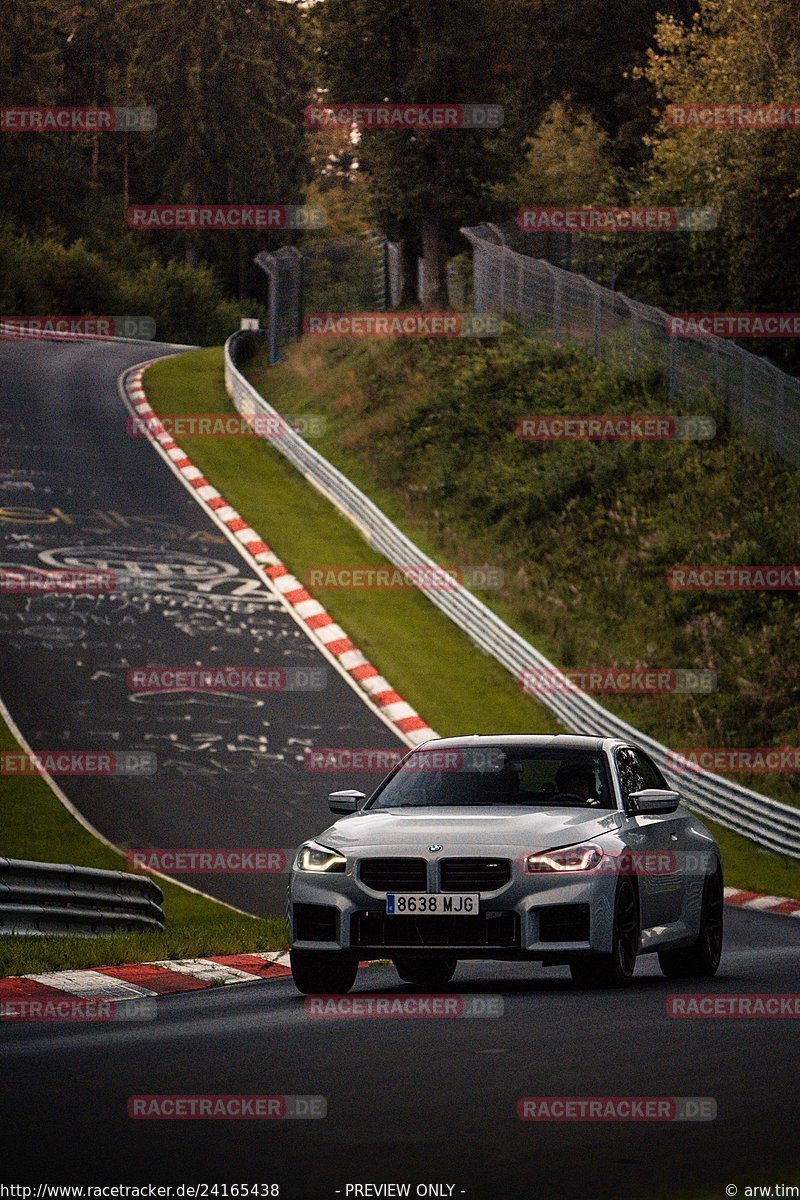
328;789;365;815
627;788;681;815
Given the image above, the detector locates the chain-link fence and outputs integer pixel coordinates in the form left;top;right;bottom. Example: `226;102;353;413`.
253;229;476;362
461;223;800;466
255;235;403;359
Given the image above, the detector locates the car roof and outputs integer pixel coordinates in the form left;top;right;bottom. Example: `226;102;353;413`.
413;734;623;752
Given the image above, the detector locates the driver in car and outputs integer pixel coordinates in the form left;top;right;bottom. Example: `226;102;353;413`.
554;763;601;806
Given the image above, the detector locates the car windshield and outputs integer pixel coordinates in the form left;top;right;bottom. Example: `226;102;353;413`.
367;746;613;810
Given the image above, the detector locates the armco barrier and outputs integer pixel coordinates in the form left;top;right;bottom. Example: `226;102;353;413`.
224;331;800;860
0;857;165;936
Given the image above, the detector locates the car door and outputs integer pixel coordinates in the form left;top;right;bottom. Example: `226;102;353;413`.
615;747;684;927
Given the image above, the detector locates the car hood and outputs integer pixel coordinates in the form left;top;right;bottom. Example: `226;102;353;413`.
316;806;625;855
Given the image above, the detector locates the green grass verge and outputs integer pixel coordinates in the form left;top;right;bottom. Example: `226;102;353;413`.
0;712;286;977
144;347;558;739
141;345;800;901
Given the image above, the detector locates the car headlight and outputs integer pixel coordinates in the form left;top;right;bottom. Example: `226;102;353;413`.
526;843;603;873
296;843;347;873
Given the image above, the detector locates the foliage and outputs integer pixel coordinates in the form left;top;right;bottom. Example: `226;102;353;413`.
256;329;800;808
0;224;262;344
625;0;800;370
492;102;620;211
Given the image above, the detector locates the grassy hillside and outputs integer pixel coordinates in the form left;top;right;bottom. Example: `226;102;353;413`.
247;331;799;809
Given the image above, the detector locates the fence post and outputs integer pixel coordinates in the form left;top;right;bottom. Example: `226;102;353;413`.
775;374;785;458
669;332;678;400
374;239;390;311
553;274;562;342
487;223;507;311
712;340;721;396
253;246;304;364
742;356;752;432
592;285;602;356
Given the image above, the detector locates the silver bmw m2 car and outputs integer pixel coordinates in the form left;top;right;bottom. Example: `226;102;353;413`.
288;735;723;994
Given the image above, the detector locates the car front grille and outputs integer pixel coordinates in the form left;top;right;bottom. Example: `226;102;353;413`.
350;910;519;949
439;857;511;892
359;858;427;892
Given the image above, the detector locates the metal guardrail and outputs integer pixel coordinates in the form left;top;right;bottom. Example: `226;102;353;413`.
0;858;165;936
224;330;800;860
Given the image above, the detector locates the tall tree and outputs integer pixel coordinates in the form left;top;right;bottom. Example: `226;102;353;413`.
125;0;312;294
318;0;522;304
631;0;800;367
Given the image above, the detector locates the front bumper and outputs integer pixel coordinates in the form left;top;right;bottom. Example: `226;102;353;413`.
289;856;619;960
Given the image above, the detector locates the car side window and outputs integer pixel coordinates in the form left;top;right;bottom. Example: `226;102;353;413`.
616;747;666;803
615;748;645;803
636;750;668;790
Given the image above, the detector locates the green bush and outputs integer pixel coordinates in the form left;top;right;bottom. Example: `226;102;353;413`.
0;224;265;345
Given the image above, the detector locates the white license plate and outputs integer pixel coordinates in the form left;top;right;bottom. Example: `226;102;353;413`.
385;893;480;916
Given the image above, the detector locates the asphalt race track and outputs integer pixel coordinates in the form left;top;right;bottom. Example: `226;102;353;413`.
2;340;799;1200
0;338;404;914
2;908;800;1197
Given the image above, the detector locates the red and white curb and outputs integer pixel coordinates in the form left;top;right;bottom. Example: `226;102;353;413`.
124;364;437;748
0;952;294;1010
3;886;799;1015
724;886;800;917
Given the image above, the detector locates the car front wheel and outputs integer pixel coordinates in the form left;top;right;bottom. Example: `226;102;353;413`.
393;957;457;987
658;867;724;979
290;950;358;995
570;876;639;989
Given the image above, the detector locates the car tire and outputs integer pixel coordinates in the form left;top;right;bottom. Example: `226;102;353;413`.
393;957;457;987
290;950;358;995
569;876;639;989
658;866;724;979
